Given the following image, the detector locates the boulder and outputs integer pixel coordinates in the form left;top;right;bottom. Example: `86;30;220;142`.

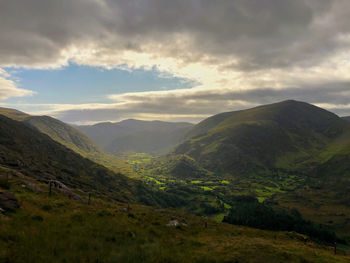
167;220;180;227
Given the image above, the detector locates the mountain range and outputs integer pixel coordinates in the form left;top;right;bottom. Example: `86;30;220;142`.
76;119;193;155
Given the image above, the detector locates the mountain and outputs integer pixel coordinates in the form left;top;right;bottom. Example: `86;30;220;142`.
76;119;194;155
0;114;172;205
174;100;348;177
0;108;133;175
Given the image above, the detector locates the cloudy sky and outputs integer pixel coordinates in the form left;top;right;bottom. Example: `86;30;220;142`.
1;0;350;124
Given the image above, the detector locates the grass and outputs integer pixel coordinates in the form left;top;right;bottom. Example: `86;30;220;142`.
1;180;350;263
200;186;213;191
102;146;350;241
214;213;226;222
257;197;266;203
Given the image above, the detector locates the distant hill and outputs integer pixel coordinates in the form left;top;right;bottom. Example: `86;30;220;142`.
77;119;194;155
0;115;166;205
0;108;133;175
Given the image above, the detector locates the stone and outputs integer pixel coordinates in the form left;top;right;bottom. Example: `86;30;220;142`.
167;220;180;227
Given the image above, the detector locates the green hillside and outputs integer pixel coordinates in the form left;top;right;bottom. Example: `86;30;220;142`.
134;101;350;239
0;114;169;205
175;100;347;176
24;116;100;155
0;107;134;176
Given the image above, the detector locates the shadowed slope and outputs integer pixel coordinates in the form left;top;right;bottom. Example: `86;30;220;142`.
0;114;170;205
0;107;134;175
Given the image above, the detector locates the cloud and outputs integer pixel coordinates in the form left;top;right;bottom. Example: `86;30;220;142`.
4;80;350;124
0;69;34;100
1;0;349;72
1;0;350;122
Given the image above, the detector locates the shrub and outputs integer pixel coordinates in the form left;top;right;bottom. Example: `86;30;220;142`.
223;196;339;244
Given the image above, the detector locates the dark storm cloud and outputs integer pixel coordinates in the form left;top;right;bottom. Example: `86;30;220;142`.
0;0;112;66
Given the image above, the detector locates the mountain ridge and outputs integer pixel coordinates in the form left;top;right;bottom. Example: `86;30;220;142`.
0;107;134;175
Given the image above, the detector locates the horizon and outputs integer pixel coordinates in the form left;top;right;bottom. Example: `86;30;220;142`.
2;99;350;126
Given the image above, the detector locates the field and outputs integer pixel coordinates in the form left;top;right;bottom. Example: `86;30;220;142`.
121;153;350;242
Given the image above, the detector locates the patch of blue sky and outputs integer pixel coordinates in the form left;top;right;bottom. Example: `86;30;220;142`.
3;63;196;105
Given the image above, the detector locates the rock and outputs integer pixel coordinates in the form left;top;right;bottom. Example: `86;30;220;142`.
0;191;20;211
167;220;180;227
49;180;83;202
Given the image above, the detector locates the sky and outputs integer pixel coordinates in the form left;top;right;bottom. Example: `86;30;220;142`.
1;0;350;124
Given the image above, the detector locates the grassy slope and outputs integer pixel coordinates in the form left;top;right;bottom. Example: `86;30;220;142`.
0;115;168;206
175;100;346;176
1;178;349;263
134;101;350;238
0;107;134;176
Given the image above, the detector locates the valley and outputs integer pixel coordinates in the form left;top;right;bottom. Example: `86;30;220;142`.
3;1;350;261
99;101;350;242
1;100;350;262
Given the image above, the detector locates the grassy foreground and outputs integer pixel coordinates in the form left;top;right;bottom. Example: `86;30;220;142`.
1;182;349;263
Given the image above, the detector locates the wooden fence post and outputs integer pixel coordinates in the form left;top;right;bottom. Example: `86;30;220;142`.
334;242;337;255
